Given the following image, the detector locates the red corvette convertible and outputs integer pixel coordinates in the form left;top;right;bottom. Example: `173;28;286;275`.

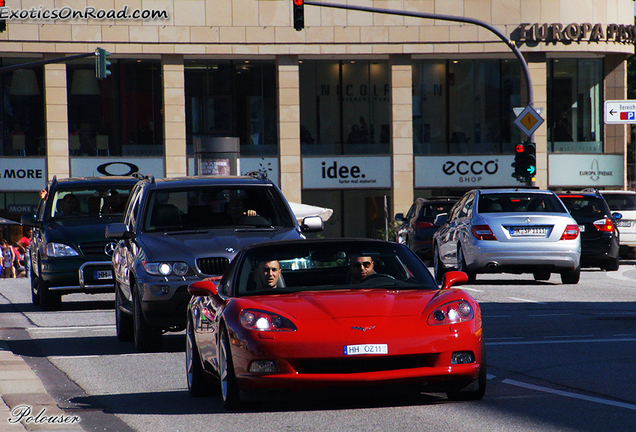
186;238;485;409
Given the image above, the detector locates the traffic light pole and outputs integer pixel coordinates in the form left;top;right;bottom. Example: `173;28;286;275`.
303;1;536;186
0;52;94;74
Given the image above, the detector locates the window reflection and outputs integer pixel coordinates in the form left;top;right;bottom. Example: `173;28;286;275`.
185;61;278;157
413;59;521;155
299;60;391;156
548;58;602;153
0;62;45;156
67;59;163;157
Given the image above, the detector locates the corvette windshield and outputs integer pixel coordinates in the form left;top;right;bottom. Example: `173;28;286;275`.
237;242;437;296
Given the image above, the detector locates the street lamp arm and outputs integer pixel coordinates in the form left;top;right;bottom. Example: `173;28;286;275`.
304;0;533;107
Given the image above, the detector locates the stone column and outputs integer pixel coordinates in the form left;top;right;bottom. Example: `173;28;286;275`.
604;55;628;189
277;55;302;203
525;53;547;189
162;55;187;178
390;55;414;218
44;60;70;180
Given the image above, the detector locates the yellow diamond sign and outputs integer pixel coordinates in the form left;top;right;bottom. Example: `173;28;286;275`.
514;105;544;137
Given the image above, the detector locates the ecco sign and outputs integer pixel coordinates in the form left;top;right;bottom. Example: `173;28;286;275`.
416;155;520;188
303;157;391;189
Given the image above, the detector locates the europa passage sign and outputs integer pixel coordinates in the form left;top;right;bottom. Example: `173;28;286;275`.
517;22;636;44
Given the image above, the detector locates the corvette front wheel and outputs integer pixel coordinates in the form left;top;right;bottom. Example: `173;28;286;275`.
219;328;242;410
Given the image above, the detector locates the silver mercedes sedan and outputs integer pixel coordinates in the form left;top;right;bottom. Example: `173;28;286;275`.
433;189;581;284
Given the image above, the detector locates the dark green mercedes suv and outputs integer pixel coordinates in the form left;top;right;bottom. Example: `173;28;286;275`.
21;176;139;310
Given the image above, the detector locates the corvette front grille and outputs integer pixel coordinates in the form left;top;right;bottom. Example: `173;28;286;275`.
196;257;230;276
294;355;436;374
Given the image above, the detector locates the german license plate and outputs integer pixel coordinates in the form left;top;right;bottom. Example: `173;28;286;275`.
510;227;547;236
616;220;632;227
94;270;113;280
343;344;388;355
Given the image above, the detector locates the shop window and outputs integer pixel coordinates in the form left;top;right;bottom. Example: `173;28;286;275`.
67;59;163;157
299;60;390;156
413;59;521;155
0;61;45;157
547;58;602;153
185;61;278;157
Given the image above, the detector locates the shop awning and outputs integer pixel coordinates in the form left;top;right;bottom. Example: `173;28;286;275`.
0;217;20;225
289;202;333;224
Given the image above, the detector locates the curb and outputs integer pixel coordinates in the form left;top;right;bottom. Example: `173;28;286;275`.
0;340;84;432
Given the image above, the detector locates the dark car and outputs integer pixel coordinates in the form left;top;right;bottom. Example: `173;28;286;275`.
394;197;458;260
557;190;621;271
106;173;324;352
21;176;138;310
186;238;484;409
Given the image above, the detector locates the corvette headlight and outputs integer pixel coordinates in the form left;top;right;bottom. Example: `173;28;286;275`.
240;309;296;332
427;300;474;325
44;242;79;258
144;261;189;276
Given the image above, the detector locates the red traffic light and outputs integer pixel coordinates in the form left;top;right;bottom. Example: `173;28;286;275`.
294;0;303;5
515;144;524;153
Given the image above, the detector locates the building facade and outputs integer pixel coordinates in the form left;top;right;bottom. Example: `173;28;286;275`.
0;0;633;240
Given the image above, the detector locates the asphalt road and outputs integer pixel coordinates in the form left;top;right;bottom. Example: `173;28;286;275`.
1;262;635;432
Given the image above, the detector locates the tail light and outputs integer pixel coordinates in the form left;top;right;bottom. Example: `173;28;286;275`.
414;221;434;230
471;224;496;240
593;218;615;232
560;224;580;240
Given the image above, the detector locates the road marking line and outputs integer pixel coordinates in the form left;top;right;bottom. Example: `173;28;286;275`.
487;337;636;346
461;287;483;293
502;379;636;411
528;313;573;317
29;325;115;331
605;266;636;282
507;297;546;304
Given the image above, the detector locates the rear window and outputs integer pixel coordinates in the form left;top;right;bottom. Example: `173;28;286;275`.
558;196;607;218
478;193;567;214
601;193;636;211
418;202;456;219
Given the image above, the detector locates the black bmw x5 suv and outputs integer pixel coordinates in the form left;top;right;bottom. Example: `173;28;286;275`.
106;173;324;352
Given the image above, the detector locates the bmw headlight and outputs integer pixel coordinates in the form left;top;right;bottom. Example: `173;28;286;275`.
144;261;190;276
44;242;79;258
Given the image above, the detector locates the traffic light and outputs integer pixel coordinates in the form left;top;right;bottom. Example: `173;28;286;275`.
512;143;526;181
523;143;536;178
95;48;111;79
293;0;304;31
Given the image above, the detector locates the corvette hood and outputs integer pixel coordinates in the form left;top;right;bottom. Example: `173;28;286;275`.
242;289;459;320
138;228;303;261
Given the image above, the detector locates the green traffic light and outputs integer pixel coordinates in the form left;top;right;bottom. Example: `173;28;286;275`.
95;48;112;79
